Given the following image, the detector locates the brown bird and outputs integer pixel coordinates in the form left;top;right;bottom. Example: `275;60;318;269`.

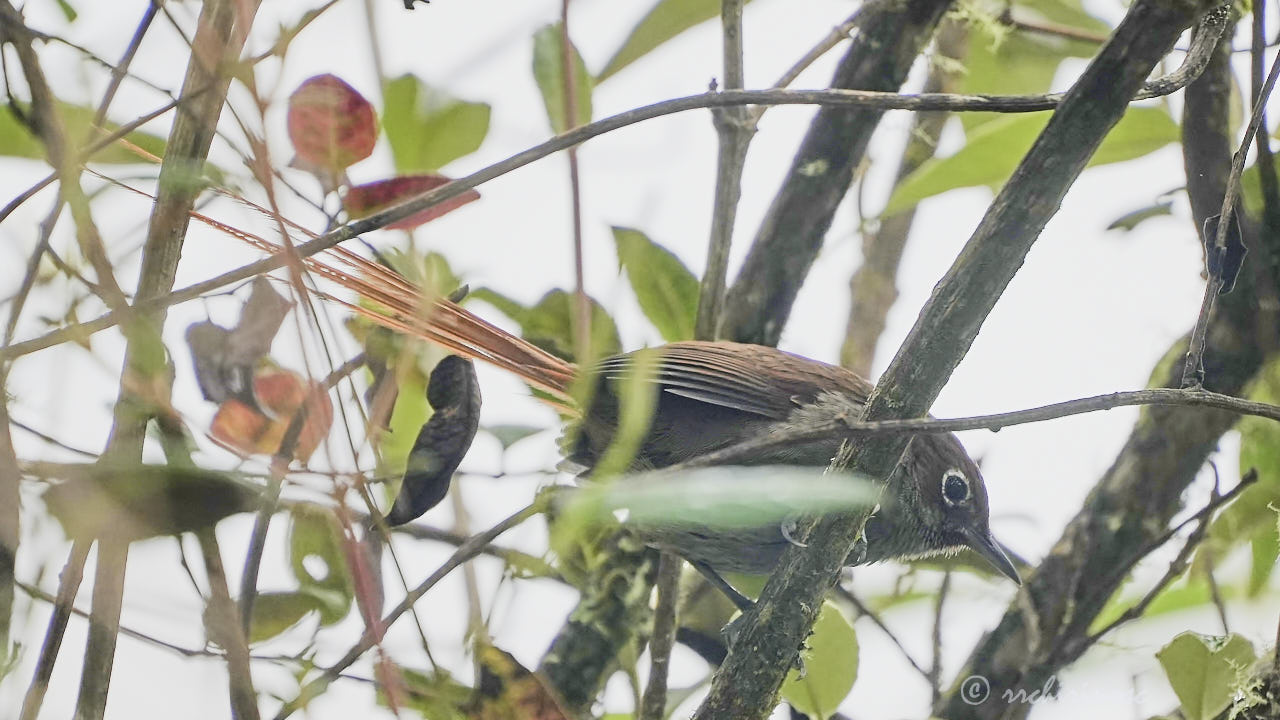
300;250;1019;605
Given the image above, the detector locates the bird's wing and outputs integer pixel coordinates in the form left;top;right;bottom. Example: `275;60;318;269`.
596;341;872;419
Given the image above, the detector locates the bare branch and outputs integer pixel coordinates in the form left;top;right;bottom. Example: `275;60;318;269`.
0;69;1223;362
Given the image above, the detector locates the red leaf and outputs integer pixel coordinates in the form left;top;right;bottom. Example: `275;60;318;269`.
287;74;378;179
210;369;333;462
344;174;480;230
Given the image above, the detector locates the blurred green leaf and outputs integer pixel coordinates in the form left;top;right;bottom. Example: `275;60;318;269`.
55;0;77;21
1156;632;1257;720
471;288;621;363
289;505;354;625
0;101;168;164
484;424;545;450
43;464;258;542
611;227;699;342
597;0;758;82
560;465;877;534
955;0;1107;132
379;667;469;720
782;600;859;720
1250;528;1279;596
1241;157;1280;218
1194;357;1280;595
1091;579;1243;633
381;367;430;476
383;74;490;173
1106;201;1174;232
247;591;321;644
592;348;660;479
883;107;1178;216
532;24;593;134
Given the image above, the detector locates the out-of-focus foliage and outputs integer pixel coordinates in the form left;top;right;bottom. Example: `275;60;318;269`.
532;25;593;134
1156;632;1260;720
382;74;491;173
611;227;699;342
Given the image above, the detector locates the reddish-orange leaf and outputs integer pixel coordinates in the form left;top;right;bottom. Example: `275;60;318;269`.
287;74;378;179
344;174;480;230
210;369;333;462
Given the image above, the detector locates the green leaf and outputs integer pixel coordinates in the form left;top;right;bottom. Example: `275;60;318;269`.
43;464;258;543
1194;357;1280;595
471;287;621;363
597;0;757;82
248;591;320;643
381;366;430;476
55;0;77;22
1091;579;1242;633
782;600;859;719
1249;528;1279;596
532;24;593;134
288;505;354;625
1156;632;1257;720
382;74;490;173
611;227;699;342
484;424;545;450
1106;201;1174;232
380;668;469;720
560;465;877;534
0;101;168;164
955;0;1107;132
883;106;1178;216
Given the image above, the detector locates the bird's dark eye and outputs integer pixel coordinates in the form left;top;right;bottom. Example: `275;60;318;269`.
942;471;969;505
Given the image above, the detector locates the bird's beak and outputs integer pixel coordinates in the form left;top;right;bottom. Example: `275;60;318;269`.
962;526;1022;585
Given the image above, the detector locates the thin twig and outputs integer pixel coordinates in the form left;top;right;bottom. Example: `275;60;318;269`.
672;387;1280;471
196;529;260;720
695;0;752;341
1182;17;1280;388
835;587;930;680
0;93;197;226
929;569;951;704
1080;471;1255;648
238;353;364;634
761;8;864;107
9;419;98;458
0;51;1222;360
271;499;544;720
639;553;683;720
18;542;89;720
2;1;158;346
559;0;590;363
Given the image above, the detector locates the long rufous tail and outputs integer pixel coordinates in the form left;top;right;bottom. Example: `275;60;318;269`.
257;239;578;401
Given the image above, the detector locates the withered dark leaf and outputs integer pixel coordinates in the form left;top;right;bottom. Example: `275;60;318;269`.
385;355;481;525
187;277;293;406
1202;212;1247;295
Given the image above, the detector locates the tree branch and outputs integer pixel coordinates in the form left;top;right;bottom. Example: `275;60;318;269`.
695;0;752;340
841;21;966;375
935;19;1270;719
272;500;543;720
74;1;261;717
0;67;1224;363
718;0;955;346
665;386;1280;471
692;1;1220;717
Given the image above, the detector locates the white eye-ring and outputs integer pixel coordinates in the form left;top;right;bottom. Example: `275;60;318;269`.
941;469;970;505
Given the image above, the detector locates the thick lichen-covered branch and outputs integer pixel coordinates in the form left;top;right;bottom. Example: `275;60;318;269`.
934;20;1272;719
692;1;1224;718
